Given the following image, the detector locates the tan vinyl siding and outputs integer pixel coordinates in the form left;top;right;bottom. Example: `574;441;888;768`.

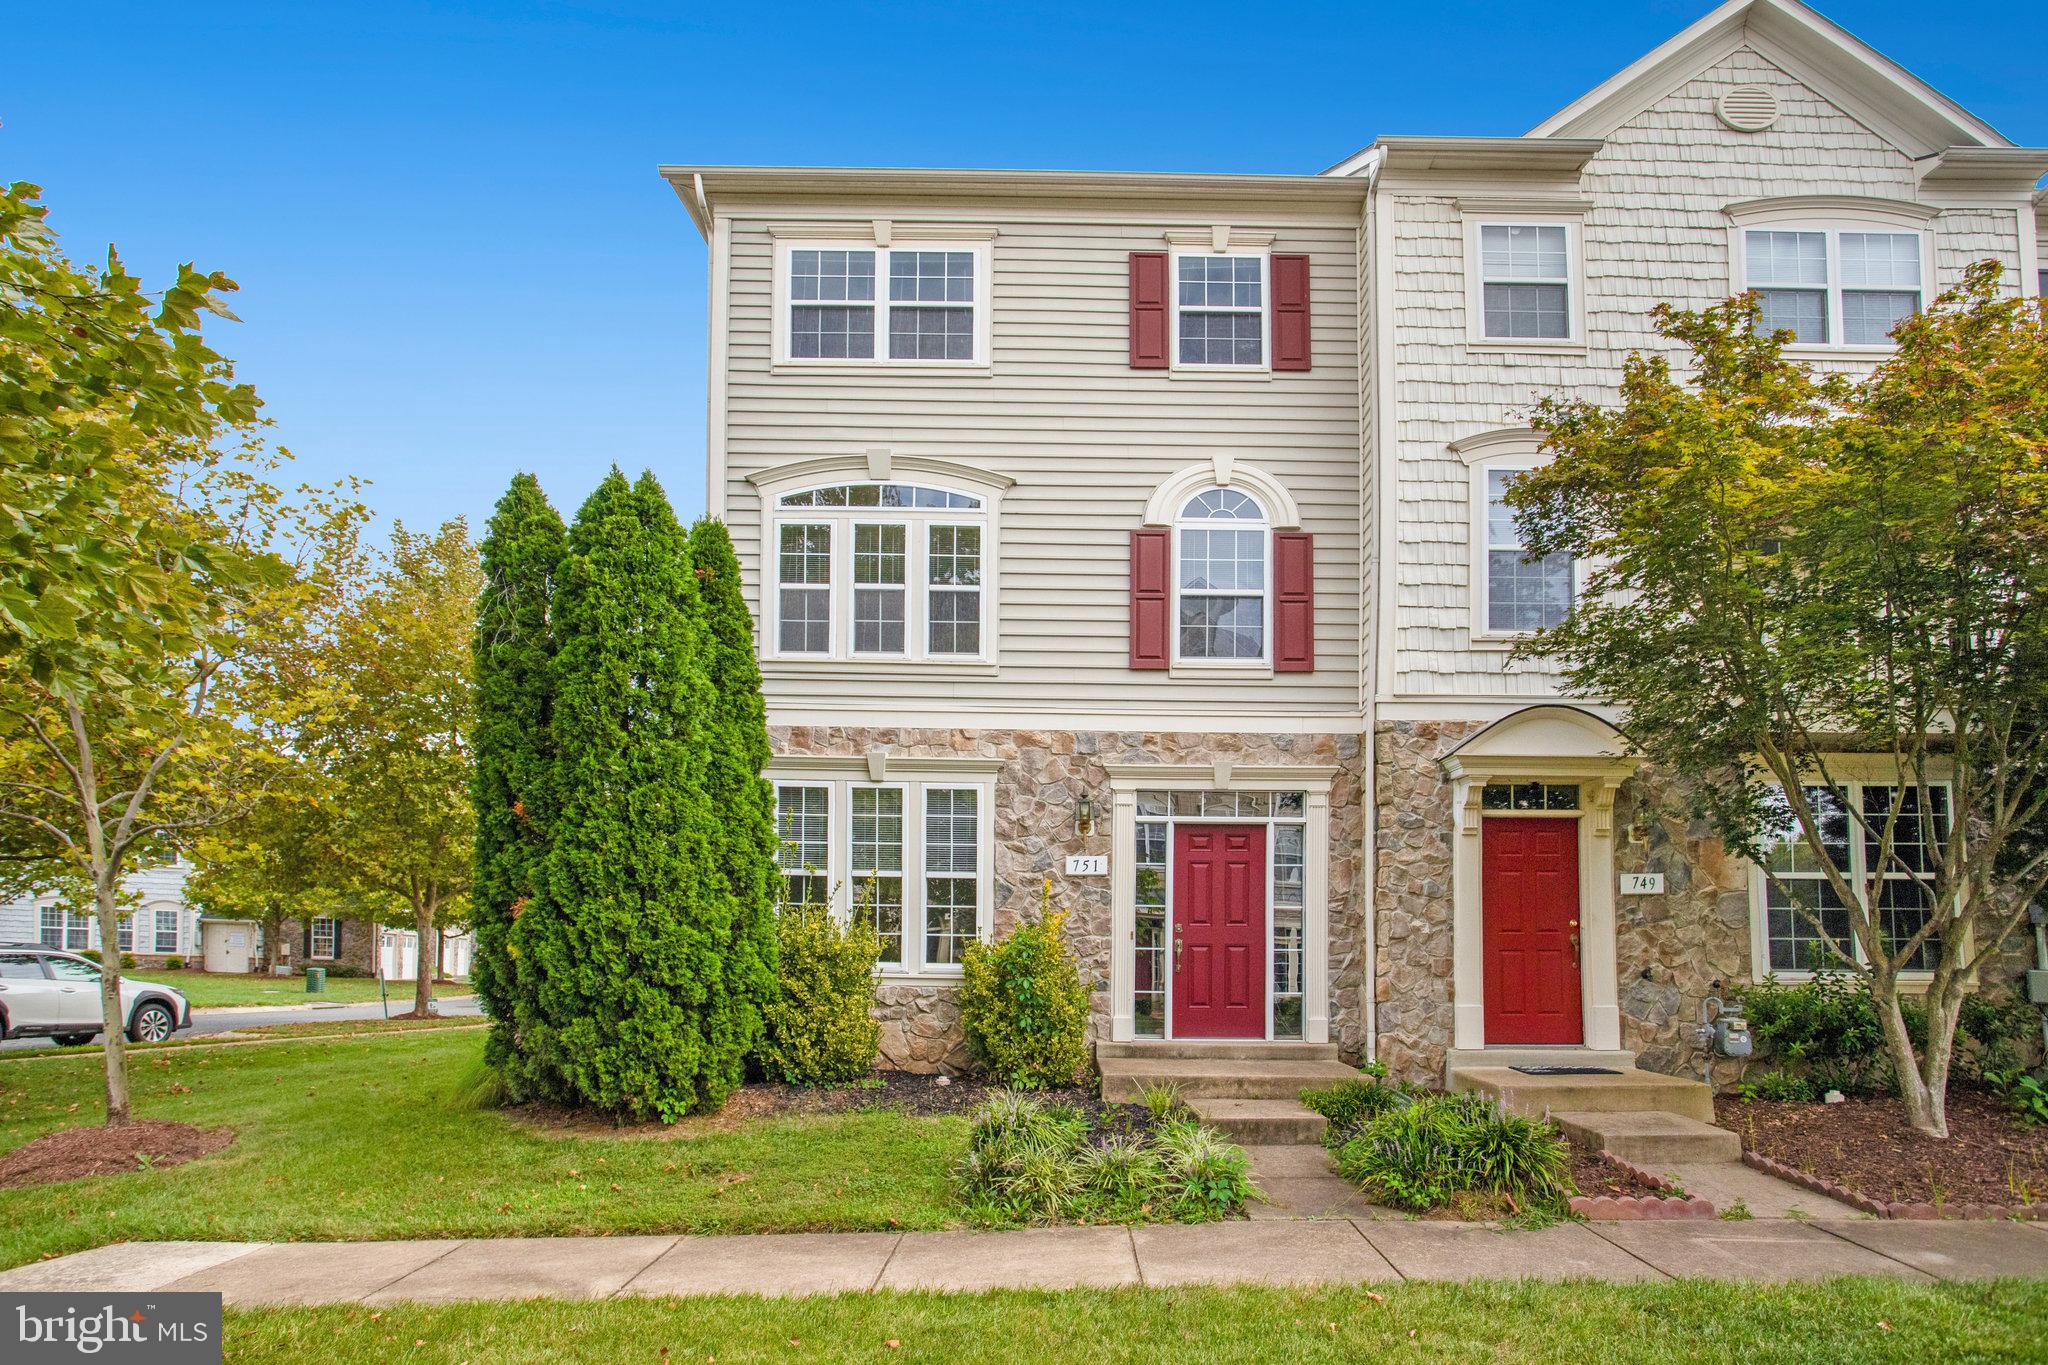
720;203;1364;722
1385;45;2024;700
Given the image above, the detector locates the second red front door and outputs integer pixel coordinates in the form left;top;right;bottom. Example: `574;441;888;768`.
1173;824;1267;1038
1481;817;1584;1045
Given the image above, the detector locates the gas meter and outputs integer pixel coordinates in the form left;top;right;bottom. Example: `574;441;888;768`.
1712;1002;1753;1059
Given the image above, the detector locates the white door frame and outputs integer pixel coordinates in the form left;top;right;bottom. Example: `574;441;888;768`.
1104;762;1341;1044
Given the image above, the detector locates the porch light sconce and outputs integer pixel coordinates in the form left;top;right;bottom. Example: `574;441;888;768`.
1076;794;1096;837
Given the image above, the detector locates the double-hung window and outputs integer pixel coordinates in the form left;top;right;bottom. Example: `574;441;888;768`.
1753;779;1949;976
770;775;992;976
1477;224;1573;340
154;907;180;954
770;483;990;663
309;917;338;961
1175;489;1268;662
1173;254;1266;367
780;242;989;365
1481;466;1572;634
1739;223;1928;348
39;907;91;951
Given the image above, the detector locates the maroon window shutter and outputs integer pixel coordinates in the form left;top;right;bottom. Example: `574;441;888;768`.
1129;529;1171;668
1273;531;1315;672
1271;254;1311;371
1129;251;1170;369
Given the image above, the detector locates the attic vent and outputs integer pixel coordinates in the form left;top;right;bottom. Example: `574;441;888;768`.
1717;84;1780;133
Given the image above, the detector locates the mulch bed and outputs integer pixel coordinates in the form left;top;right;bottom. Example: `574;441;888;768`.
1716;1087;2048;1207
0;1120;235;1190
1567;1138;1677;1199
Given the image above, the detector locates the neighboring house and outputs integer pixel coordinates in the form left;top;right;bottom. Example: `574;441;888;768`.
666;0;2047;1080
0;859;200;967
198;915;472;981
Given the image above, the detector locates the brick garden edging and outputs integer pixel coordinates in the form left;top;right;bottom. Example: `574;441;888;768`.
1570;1152;1716;1220
1742;1150;2048;1221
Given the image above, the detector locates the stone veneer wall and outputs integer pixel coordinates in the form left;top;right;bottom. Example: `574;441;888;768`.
772;726;1368;1072
1374;720;2042;1088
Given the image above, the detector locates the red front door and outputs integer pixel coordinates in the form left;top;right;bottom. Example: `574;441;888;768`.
1172;824;1266;1038
1481;817;1583;1045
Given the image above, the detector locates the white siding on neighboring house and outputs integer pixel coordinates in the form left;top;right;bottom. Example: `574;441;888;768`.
1380;45;2027;704
0;860;198;956
711;192;1366;729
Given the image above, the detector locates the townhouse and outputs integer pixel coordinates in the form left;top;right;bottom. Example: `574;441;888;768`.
667;0;2046;1083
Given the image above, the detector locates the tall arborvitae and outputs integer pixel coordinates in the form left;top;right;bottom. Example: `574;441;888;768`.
469;474;565;1074
687;515;780;1070
510;469;736;1118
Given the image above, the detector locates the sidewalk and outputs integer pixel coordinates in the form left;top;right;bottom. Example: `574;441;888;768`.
4;1220;2043;1304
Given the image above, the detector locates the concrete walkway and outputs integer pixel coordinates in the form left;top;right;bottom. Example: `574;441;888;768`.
4;1221;2044;1304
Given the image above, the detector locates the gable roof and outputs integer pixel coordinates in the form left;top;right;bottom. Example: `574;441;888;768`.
1527;0;2010;157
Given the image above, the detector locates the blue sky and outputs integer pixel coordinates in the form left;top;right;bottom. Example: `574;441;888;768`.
7;1;2040;536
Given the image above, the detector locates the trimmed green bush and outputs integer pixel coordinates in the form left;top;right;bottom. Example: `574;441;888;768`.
688;516;780;1079
1736;1070;1814;1104
118;953;136;970
163;956;184;971
954;1092;1251;1226
79;950;100;963
505;470;747;1121
1741;975;2040;1098
470;473;566;1075
959;884;1091;1089
1335;1091;1573;1214
760;904;882;1085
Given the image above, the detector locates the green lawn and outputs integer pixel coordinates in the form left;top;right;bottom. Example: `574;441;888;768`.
151;973;473;1009
0;1029;965;1268
220;1280;2047;1364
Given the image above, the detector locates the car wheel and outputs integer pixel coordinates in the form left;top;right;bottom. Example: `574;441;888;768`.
129;1002;175;1044
54;1033;95;1047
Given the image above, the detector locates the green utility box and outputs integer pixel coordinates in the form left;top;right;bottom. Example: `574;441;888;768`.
305;966;327;993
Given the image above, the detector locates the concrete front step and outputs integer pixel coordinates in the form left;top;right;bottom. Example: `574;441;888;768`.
1450;1065;1716;1125
1096;1041;1341;1062
1099;1056;1364;1103
1552;1110;1742;1166
1187;1097;1328;1146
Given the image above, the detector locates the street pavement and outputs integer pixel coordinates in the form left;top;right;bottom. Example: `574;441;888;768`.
0;993;481;1051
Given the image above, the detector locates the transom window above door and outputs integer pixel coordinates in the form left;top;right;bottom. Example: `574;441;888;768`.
1743;227;1925;347
778;242;991;366
770;482;990;663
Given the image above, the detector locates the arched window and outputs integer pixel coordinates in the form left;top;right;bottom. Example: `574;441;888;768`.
1175;488;1269;662
768;481;991;662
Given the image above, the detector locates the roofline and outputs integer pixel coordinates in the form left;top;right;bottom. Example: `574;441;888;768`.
1527;0;2008;151
1371;137;1604;177
659;164;1370;236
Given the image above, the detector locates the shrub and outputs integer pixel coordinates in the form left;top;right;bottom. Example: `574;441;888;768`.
317;964;367;979
1300;1076;1414;1145
79;950;100;963
959;883;1091;1089
1957;991;2040;1083
163;956;185;971
758;904;882;1085
954;1092;1250;1226
1335;1092;1573;1214
1736;1070;1815;1104
118;953;136;969
1740;975;1890;1094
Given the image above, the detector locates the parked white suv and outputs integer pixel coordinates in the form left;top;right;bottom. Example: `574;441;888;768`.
0;946;193;1046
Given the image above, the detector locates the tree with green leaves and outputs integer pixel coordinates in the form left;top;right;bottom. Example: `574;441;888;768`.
687;516;779;1074
186;766;343;972
471;475;566;1066
505;471;748;1119
305;520;481;1016
1509;261;2048;1137
0;181;360;1123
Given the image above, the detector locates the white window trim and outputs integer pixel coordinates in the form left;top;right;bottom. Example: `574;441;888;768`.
1455;433;1581;645
1461;214;1588;350
773;780;835;908
769;758;998;982
771;239;993;371
752;458;1009;668
151;904;181;955
309;917;339;962
1169;486;1273;671
1167;248;1272;374
1746;761;1952;984
1725;198;1937;358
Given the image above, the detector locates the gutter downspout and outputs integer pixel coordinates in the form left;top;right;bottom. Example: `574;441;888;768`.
1354;147;1386;1066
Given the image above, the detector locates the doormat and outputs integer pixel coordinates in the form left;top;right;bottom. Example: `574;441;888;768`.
1508;1065;1623;1076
